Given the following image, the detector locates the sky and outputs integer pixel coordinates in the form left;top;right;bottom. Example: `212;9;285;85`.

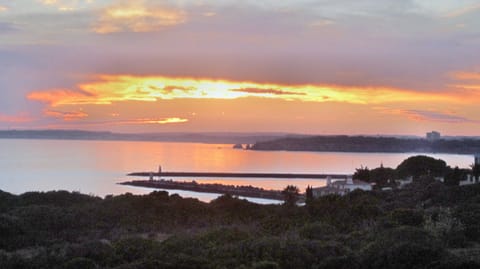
0;0;479;135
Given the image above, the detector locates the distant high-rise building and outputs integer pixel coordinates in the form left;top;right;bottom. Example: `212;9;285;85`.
426;131;441;141
475;154;480;165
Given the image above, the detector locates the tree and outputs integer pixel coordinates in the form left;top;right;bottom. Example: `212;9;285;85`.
354;164;396;188
444;167;462;186
282;185;299;207
472;163;480;179
353;166;370;182
305;186;313;204
305;185;314;214
396;155;447;180
370;164;397;187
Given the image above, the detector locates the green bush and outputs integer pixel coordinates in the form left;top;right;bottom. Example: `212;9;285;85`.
389;208;424;226
64;257;98;269
300;222;337;240
252;260;279;269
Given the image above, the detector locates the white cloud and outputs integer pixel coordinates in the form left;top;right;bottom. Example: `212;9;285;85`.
36;0;95;11
410;0;480;17
443;3;480;18
309;19;334;28
93;0;186;34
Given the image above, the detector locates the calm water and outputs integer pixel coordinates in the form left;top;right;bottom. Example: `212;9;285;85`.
0;139;475;202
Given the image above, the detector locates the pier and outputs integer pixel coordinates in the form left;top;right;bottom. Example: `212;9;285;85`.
124;168;352;201
119;179;286;201
128;171;352;179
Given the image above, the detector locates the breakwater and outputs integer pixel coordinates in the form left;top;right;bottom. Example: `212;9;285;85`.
128;171;351;179
119;179;288;200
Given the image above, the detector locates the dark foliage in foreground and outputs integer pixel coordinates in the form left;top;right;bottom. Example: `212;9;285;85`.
1;181;480;268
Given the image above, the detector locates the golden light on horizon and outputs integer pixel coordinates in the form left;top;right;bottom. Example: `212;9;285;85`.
145;117;188;124
27;74;469;108
25;73;480;132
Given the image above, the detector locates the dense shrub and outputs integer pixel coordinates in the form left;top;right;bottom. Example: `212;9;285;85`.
0;181;479;268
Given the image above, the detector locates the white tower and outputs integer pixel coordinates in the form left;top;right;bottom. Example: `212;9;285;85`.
326;176;332;186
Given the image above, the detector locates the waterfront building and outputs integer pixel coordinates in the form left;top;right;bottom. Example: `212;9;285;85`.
312;176;372;197
460;174;479;186
459;154;480;186
426;131;441;141
396;176;413;187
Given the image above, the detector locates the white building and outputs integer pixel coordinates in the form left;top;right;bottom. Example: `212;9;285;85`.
460;174;479;186
312;176;372;197
396;176;413;187
459;155;480;186
426;131;441;141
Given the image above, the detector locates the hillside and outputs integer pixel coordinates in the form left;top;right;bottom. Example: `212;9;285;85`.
251;136;480;154
1;179;480;268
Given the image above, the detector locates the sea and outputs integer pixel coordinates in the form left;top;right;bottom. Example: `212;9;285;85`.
0;139;475;203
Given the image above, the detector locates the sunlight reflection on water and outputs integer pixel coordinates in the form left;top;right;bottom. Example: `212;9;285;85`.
0;139;474;203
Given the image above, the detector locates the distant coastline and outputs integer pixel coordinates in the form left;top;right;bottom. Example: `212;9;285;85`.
250;136;480;155
2;130;480;155
0;130;291;144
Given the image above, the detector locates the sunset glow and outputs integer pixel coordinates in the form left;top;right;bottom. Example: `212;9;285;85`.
2;2;480;266
28;74;472;106
1;0;479;135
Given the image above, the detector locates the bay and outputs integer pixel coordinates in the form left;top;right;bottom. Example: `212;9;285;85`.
0;139;474;202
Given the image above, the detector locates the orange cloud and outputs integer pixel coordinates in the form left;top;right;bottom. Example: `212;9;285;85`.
451;71;480;80
0;5;7;12
45;109;88;121
375;107;476;123
0;113;32;123
27;74;471;108
450;84;480;90
49;117;188;127
449;71;480;92
93;1;186;33
28;89;101;106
